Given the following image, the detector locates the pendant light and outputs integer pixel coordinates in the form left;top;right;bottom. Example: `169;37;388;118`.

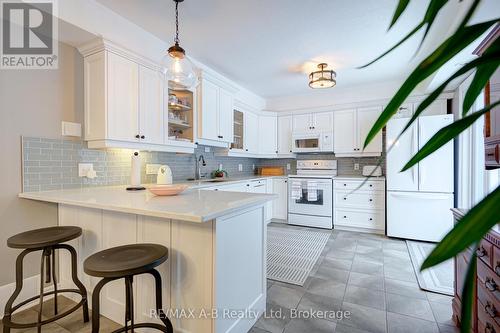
161;0;196;89
309;63;336;89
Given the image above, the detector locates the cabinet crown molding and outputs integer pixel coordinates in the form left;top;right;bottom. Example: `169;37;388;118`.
199;71;239;94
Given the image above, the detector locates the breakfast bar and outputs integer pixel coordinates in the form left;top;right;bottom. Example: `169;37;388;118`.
19;186;275;333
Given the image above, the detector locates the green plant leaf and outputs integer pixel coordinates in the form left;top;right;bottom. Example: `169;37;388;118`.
417;0;449;50
460;251;477;333
363;20;499;148
389;0;410;29
401;100;500;172
421;185;500;270
463;63;499;116
401;44;500;135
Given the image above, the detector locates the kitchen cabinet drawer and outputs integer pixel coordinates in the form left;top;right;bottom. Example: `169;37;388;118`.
478;239;494;268
478;298;500;333
335;191;384;210
334;180;384;192
335;209;384;230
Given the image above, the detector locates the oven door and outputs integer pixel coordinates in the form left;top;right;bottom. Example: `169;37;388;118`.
288;178;332;217
292;133;321;153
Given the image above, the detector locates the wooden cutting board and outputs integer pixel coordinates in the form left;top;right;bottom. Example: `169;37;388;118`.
259;166;285;176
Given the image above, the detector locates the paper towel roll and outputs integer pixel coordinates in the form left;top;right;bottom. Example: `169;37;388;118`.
130;152;141;186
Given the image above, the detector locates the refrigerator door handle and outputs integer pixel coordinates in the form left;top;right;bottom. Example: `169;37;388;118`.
389;192;451;200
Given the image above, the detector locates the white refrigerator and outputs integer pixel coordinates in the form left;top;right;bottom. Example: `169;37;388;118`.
386;114;454;242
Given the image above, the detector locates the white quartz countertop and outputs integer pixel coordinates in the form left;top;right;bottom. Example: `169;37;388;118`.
333;175;385;180
19;186;276;223
175;175;287;188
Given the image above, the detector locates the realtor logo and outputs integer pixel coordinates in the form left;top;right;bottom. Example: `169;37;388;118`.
1;0;58;69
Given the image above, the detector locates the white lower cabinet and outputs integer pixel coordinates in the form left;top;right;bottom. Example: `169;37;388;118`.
272;178;288;220
334;178;385;234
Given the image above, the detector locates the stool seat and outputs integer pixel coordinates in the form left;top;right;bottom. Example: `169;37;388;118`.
84;244;168;278
7;226;82;249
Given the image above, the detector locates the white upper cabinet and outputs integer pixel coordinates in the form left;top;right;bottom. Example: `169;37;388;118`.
106;52;140;142
244;111;259;153
79;39;194;153
277;115;293;154
357;106;383;154
312;112;334;132
333;109;357;154
292;114;312;132
259;115;278;154
198;77;235;144
334;107;383;156
139;65;164;145
199;78;219;141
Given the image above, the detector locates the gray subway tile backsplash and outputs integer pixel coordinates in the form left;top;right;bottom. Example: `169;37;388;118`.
22;135;386;192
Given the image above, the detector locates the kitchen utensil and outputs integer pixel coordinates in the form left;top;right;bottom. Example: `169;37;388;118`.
157;165;173;185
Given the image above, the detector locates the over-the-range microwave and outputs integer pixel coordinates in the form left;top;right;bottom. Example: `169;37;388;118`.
291;131;333;153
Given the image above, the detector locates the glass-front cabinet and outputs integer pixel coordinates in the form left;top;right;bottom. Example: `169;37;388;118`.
231;109;244;150
166;84;194;143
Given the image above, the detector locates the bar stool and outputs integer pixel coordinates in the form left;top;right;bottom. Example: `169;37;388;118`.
84;243;173;333
2;226;89;333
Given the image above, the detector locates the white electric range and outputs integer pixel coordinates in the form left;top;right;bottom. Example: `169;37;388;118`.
288;160;337;229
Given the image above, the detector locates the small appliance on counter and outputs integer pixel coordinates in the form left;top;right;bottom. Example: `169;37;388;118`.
127;152;146;191
157;165;173;185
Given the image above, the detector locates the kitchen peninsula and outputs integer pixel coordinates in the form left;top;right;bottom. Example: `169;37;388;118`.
19;186;275;333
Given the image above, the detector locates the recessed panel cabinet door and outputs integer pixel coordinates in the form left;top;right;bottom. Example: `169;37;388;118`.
245;111;259;153
139;66;164;144
200;79;219;141
218;88;234;143
313;111;333;132
259;115;277;154
278;116;293;154
358;106;383;153
333;109;357;153
292;114;312;132
107;52;139;142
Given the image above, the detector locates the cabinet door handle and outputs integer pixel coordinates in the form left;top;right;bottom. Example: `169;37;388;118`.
485;303;498;318
485;278;498;292
246;184;250;187
485;323;496;333
495;264;500;276
140;135;145;139
369;199;373;202
369;218;373;221
246;149;249;151
135;134;140;139
477;247;487;258
343;197;347;200
343;184;347;187
343;216;347;219
369;184;373;187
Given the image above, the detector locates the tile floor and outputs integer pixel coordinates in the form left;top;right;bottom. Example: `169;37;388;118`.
0;224;458;333
251;223;459;333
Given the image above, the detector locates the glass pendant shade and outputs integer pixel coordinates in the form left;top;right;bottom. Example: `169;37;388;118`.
161;50;197;89
309;63;336;89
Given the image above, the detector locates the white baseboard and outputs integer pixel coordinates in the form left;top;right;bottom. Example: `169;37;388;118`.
0;275;55;320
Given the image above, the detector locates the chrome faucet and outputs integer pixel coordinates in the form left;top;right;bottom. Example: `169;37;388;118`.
195;154;207;180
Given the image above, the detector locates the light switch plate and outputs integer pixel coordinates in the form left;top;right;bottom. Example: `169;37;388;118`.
204;147;210;153
238;164;243;172
354;163;360;171
61;121;81;137
286;163;291;170
146;164;162;175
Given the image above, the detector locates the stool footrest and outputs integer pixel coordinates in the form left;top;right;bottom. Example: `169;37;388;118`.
111;322;171;333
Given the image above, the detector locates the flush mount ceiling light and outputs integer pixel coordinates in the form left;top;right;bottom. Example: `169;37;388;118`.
308;63;336;89
161;0;196;89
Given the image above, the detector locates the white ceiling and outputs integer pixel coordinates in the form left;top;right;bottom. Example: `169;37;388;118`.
95;0;474;98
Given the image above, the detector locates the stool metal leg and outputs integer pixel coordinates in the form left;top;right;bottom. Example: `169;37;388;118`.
2;249;32;333
37;249;49;333
51;248;58;315
91;278;113;333
125;276;134;333
148;269;173;333
56;244;89;322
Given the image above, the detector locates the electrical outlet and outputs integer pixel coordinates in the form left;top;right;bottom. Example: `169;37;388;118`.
354;163;360;171
146;164;162;175
286;163;291;170
78;163;93;177
238;164;243;172
219;163;223;170
204;146;210;153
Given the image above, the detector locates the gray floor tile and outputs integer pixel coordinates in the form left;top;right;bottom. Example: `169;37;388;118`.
322;257;353;271
330;241;357;252
354;253;385;265
387;312;439;333
384;278;427;300
343;285;386;310
386;293;435;321
254;302;291;333
357;239;383;249
351;259;384;276
297;292;342;321
384;263;417;282
284;317;336;333
325;249;355;260
426;292;453;304
267;279;274;290
340;302;387;333
429;301;454;326
305;277;347;300
250;327;272;333
382;241;408;252
268;284;305;309
334;323;375;333
312;263;350;283
438;323;460;333
349;271;385;291
383;249;411;260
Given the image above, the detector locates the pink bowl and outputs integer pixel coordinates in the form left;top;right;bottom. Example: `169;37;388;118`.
148;184;189;196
